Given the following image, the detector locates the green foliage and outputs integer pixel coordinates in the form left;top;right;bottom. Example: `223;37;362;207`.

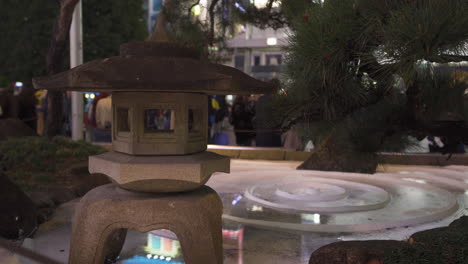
280;0;316;28
301;92;410;153
0;0;147;86
0;136;57;173
164;2;211;52
163;0;233;61
51;136;107;160
82;0;147;62
0;136;106;189
32;173;53;182
0;0;58;85
379;0;468;65
284;0;379;121
0;76;10;88
420;66;467;122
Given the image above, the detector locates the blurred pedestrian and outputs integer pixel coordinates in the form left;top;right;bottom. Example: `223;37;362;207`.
255;94;282;147
230;95;255;146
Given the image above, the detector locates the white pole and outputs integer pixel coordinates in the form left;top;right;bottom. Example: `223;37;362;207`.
70;1;84;141
243;25;253;75
148;0;153;33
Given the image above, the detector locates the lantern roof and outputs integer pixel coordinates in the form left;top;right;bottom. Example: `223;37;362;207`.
32;41;278;95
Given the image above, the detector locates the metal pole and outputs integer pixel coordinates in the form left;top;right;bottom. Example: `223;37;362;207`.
70;1;84;141
148;0;153;33
243;25;253;75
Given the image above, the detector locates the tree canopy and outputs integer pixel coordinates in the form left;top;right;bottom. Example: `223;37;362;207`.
0;0;147;86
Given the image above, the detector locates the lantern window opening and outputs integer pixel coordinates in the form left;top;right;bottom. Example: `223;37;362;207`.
144;108;175;133
117;107;131;133
188;108;202;133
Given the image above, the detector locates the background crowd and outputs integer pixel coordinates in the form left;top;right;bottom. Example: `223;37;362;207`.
1;81;465;154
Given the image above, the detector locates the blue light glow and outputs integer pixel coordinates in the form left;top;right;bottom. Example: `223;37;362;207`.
231;194;243;205
234;2;246;13
122;255;184;264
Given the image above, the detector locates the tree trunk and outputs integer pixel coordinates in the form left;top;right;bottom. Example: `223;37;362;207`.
298;131;379;174
44;0;80;138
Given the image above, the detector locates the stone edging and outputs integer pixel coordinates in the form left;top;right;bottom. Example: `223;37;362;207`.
95;143;468;165
207;145;468;165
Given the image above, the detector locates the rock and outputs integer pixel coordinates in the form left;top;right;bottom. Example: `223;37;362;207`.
408;219;468;264
0;174;37;240
410;216;468;246
49;187;77;205
25;191;55;209
21;165;111;228
37;208;54;225
0;118;37;141
309;240;407;264
68;165;111;197
310;216;468;264
448;215;468;228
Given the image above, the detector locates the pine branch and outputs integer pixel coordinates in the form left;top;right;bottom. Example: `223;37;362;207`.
208;0;220;44
426;54;468;63
232;0;288;29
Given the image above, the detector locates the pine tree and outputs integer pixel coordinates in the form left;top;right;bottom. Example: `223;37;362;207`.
279;0;468;172
163;0;468;173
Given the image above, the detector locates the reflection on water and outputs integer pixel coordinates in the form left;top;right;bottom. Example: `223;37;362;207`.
145;231;181;260
120;230;183;264
122;256;183;264
116;223;331;264
118;225;246;264
301;213;321;224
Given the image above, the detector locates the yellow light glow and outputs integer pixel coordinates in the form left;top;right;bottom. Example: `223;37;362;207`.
192;5;201;16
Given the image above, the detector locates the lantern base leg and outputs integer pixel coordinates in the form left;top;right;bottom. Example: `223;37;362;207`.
68;184;223;264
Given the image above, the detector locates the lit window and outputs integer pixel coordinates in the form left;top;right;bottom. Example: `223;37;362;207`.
266;37;277;46
144;109;175;133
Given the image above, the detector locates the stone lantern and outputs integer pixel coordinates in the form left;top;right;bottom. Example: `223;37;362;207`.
34;41;276;193
33;40;276;263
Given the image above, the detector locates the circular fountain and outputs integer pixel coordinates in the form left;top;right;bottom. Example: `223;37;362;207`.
245;177;390;213
218;165;468;233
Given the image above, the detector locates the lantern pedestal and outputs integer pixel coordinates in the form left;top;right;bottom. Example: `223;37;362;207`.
69;184;223;264
89;151;229;192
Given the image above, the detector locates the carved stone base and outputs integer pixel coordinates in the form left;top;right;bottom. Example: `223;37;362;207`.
69;184;223;264
89;151;230;192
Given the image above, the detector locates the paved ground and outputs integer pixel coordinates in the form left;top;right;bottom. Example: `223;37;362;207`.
2;160;467;264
